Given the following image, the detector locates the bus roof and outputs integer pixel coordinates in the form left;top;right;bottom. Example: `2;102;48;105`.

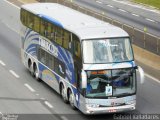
21;3;129;40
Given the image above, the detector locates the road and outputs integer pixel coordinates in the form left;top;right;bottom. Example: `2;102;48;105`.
0;0;160;120
73;0;160;36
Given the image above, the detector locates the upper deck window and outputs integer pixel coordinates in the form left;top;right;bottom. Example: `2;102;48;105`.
83;38;133;63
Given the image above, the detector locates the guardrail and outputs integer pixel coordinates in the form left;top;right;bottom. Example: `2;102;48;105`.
39;0;160;56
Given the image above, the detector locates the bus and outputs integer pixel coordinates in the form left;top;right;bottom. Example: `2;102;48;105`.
20;3;142;114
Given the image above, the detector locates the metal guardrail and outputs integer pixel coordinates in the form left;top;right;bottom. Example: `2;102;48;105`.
39;0;160;56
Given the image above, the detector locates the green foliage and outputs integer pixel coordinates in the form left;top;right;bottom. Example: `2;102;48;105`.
133;0;160;9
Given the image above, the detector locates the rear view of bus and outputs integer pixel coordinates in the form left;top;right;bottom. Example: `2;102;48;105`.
20;3;138;114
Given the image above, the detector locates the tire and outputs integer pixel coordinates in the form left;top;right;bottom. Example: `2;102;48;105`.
68;90;76;109
28;59;33;75
61;84;68;103
33;64;41;82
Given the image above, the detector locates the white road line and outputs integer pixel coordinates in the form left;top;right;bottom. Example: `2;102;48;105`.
112;0;160;14
118;9;127;13
0;60;6;66
24;83;35;92
2;1;20;34
0;111;2;115
145;73;160;84
145;18;156;23
131;13;139;17
61;116;69;120
9;70;20;78
96;1;102;4
2;21;20;34
5;0;20;9
137;69;160;84
107;5;114;8
44;101;53;108
41;98;46;100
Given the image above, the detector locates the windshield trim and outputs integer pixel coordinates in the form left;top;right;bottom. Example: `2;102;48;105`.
81;37;135;64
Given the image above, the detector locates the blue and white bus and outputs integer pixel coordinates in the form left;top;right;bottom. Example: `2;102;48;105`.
20;3;142;114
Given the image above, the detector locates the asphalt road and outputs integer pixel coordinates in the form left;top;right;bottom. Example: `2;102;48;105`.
0;0;160;120
73;0;160;37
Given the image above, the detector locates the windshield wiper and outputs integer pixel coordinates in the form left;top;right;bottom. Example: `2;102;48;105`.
117;93;131;96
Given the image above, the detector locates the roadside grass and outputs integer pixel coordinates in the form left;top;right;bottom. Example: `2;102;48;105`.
132;0;160;9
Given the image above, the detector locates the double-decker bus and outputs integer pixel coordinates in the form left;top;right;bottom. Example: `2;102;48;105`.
20;3;142;114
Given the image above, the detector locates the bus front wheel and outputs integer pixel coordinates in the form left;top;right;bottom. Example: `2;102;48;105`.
68;90;76;109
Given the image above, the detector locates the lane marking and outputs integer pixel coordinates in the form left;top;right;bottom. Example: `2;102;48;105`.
112;0;160;14
118;9;127;13
1;0;20;34
24;83;35;92
40;98;46;100
1;21;20;34
145;73;160;84
60;116;69;120
9;70;20;78
44;101;53;108
96;1;102;4
0;60;6;66
145;18;156;23
131;13;139;17
5;0;20;9
107;5;114;8
137;69;160;84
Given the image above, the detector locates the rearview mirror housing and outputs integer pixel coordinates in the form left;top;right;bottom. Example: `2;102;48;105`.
81;70;87;89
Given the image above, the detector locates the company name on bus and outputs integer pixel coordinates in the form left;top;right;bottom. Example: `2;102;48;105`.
39;38;58;57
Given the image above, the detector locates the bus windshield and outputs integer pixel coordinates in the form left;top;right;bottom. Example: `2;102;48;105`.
83;38;133;63
85;68;136;98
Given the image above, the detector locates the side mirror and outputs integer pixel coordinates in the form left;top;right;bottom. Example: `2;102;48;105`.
137;66;145;84
81;70;87;89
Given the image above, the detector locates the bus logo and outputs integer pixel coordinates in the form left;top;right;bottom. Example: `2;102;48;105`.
39;37;58;57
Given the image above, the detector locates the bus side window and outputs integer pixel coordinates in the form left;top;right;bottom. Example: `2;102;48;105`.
38;48;46;64
47;22;52;40
54;58;60;75
21;9;27;25
51;56;55;70
55;27;63;46
27;12;34;29
73;35;81;58
51;25;56;42
47;54;54;70
40;19;46;36
33;15;40;33
63;31;70;49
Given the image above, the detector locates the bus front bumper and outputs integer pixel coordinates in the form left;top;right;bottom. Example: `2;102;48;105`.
84;104;136;114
